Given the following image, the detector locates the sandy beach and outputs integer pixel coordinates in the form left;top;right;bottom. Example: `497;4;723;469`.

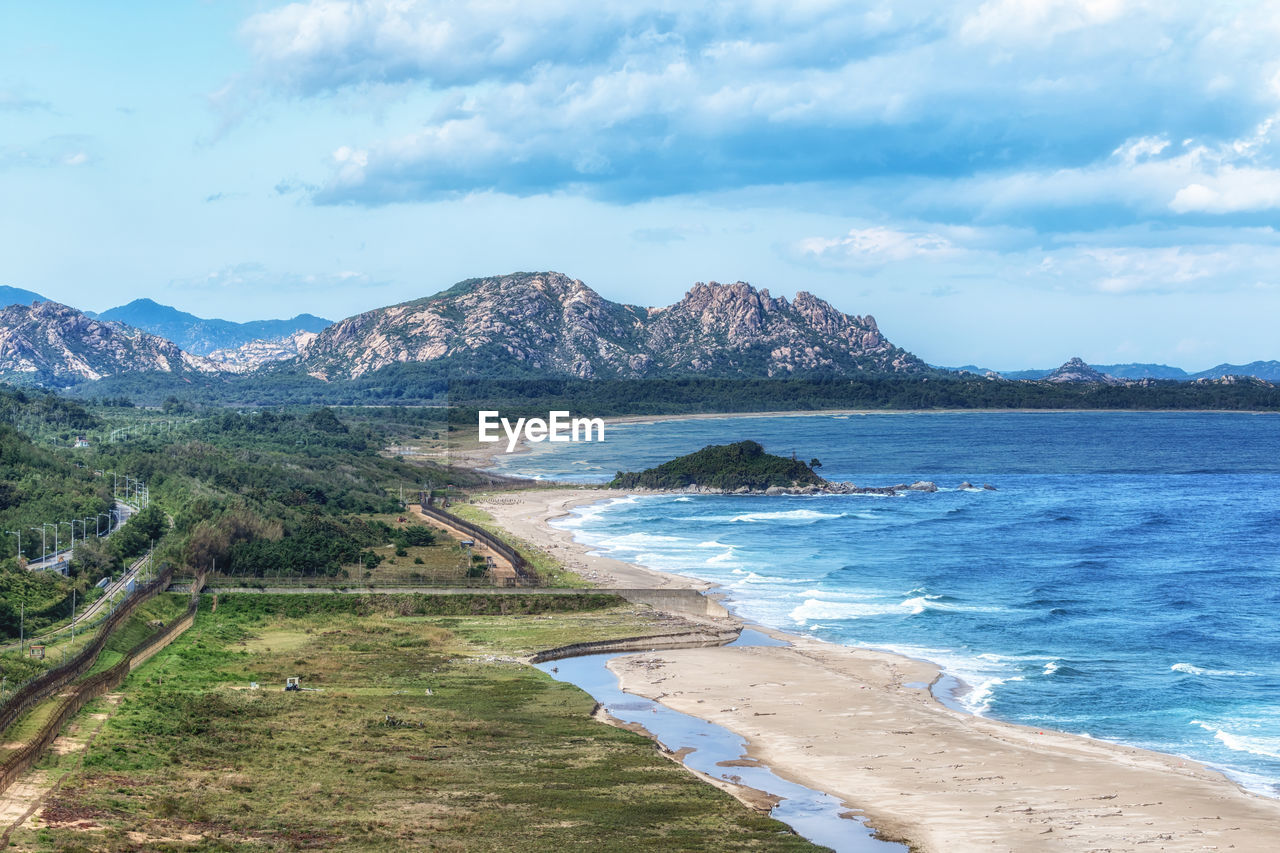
485;489;1280;852
478;489;708;590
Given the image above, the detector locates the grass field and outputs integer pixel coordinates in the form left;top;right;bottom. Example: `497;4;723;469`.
0;595;189;763
13;594;822;852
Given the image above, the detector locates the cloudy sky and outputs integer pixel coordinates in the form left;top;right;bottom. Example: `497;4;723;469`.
3;1;1280;370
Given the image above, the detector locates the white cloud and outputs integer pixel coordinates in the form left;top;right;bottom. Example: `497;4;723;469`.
798;225;963;265
960;0;1135;43
177;262;376;292
1169;167;1280;213
231;0;1280;216
797;219;1280;297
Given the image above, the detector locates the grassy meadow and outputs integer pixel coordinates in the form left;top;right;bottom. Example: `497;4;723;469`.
12;594;822;852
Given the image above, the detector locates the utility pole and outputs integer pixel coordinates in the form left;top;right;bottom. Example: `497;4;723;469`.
71;588;76;639
31;526;47;565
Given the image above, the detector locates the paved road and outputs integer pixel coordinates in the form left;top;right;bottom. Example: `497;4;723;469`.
0;551;151;655
23;502;136;573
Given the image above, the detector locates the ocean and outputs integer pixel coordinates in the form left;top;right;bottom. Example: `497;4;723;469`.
490;412;1280;795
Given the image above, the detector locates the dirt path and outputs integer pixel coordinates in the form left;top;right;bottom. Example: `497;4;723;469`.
408;504;519;584
0;693;122;844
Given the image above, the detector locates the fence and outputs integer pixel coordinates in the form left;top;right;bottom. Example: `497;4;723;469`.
417;495;537;584
0;572;205;797
0;564;175;736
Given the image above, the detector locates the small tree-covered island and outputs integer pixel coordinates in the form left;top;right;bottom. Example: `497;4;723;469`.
610;439;981;495
611;440;825;492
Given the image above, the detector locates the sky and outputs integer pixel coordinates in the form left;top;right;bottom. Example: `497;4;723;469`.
3;1;1280;371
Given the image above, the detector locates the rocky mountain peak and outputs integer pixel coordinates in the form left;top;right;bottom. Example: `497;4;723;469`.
0;300;222;385
1045;357;1124;385
294;271;928;381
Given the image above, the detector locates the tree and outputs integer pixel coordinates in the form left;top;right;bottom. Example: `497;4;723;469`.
70;535;117;579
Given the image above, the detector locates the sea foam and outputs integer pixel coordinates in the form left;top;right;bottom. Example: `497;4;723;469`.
1172;663;1259;677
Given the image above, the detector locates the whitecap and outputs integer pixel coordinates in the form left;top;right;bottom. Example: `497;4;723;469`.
799;587;882;601
790;598;904;621
707;549;739;566
1192;721;1280;760
728;509;843;523
600;532;695;548
963;676;1024;715
898;596;1004;615
1172;663;1259;677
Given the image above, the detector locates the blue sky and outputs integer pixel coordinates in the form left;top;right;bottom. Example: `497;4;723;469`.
3;1;1280;370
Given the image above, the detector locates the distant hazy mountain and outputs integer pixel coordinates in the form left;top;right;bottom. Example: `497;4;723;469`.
0;285;50;308
0;301;223;385
293;271;929;381
942;362;1269;381
1097;363;1191;380
97;298;331;356
1191;361;1280;381
205;330;320;372
938;365;1050;379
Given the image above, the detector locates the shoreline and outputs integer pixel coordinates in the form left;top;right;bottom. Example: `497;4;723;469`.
480;488;1280;852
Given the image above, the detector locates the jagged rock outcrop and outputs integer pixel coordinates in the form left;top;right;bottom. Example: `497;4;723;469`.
1044;357;1124;386
205;330;319;372
0;301;223;385
294;272;929;381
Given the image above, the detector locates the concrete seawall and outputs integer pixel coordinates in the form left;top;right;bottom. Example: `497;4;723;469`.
529;626;741;663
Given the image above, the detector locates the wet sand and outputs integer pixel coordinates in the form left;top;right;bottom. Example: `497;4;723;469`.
477;489;708;590
486;489;1280;852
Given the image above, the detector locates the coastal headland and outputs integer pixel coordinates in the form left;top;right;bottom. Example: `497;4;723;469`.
480;488;1280;852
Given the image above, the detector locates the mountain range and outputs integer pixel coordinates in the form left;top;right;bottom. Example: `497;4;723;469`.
0;285;51;308
96;298;331;357
0;274;1275;390
297;272;923;381
946;360;1280;382
0;301;221;385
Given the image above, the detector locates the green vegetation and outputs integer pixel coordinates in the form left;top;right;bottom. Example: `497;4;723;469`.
0;384;100;441
612;440;826;491
82;407;496;585
449;502;591;588
18;598;821;852
83;593;187;676
65;367;1280;411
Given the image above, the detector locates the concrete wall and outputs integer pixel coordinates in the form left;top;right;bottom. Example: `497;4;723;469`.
614;589;730;619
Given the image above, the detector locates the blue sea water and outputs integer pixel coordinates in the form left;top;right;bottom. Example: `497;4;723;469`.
492;412;1280;795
